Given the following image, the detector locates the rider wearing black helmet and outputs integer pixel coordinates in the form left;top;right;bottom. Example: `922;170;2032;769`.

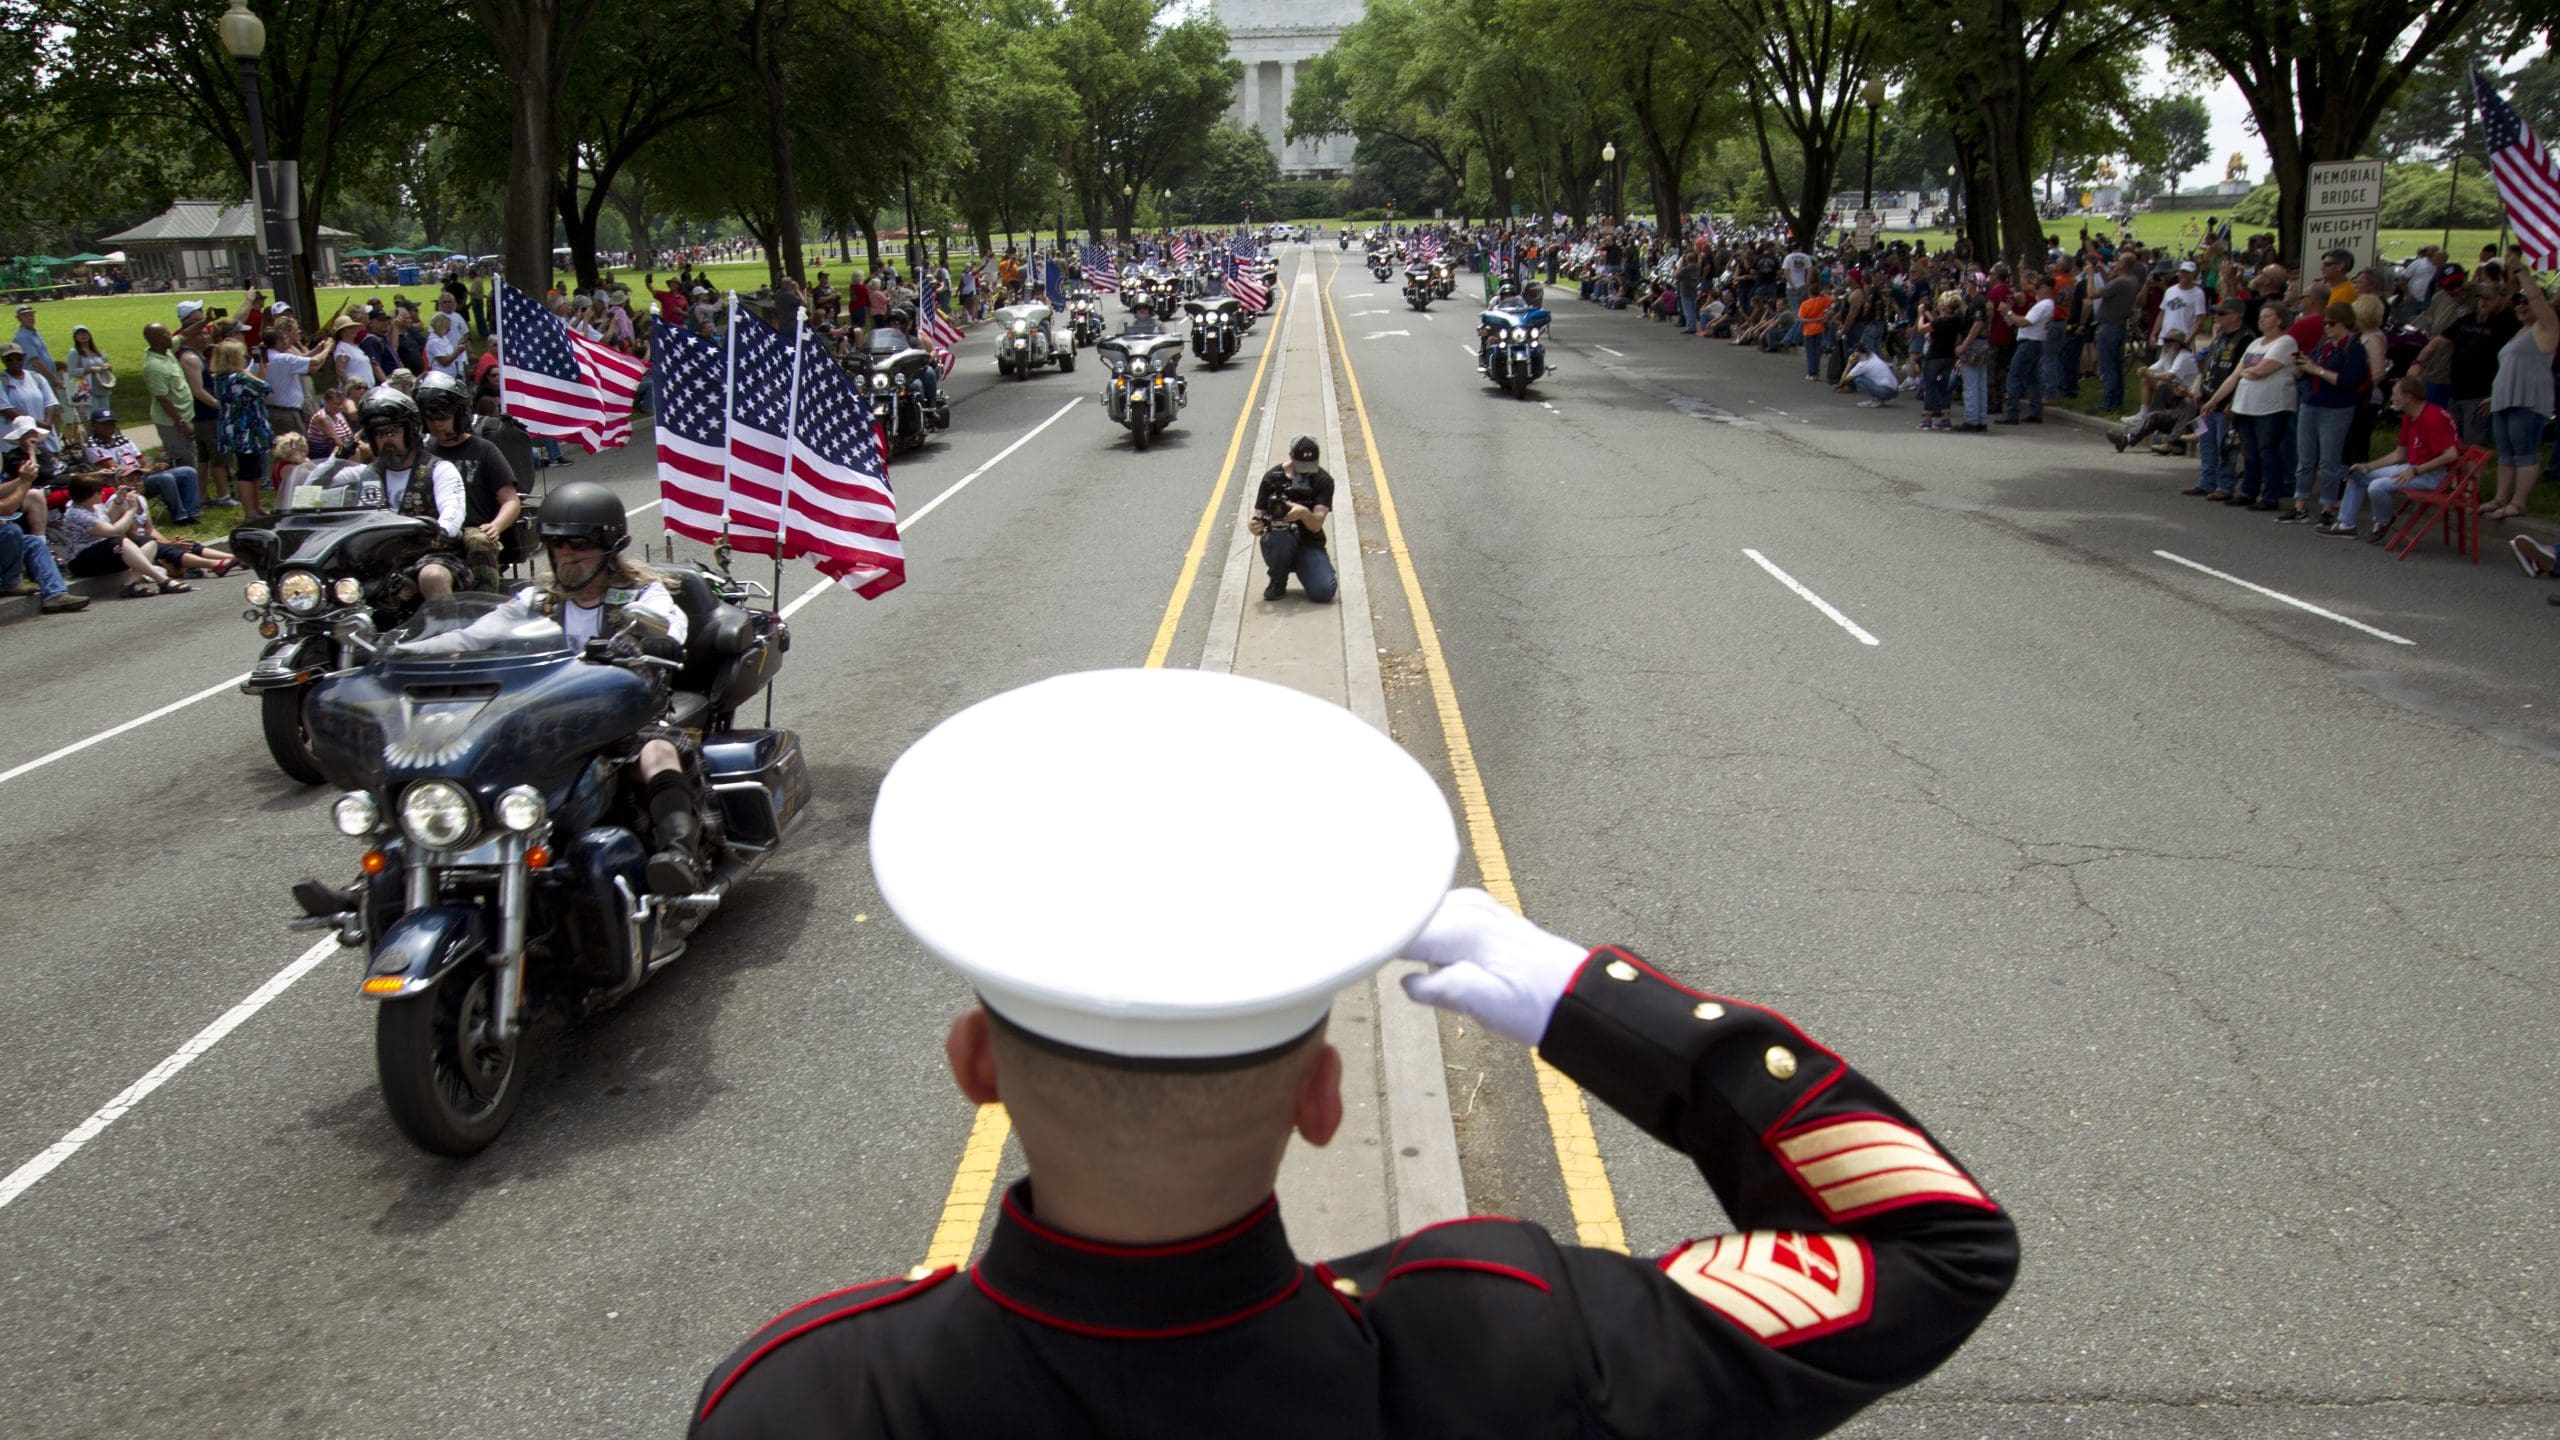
1122;291;1166;337
416;370;519;588
323;387;471;600
1248;433;1337;604
1478;277;1536;376
533;480;708;894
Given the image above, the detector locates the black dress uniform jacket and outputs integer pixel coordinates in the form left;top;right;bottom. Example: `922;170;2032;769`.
691;947;2020;1438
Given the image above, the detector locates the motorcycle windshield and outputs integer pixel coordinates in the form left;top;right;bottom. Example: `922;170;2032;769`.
385;594;570;661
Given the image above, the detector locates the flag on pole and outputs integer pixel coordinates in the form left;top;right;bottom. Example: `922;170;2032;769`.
918;277;963;376
495;281;644;452
1170;236;1191;266
785;328;905;598
1083;244;1119;294
1226;253;1268;313
2475;66;2560;266
721;305;796;556
1045;256;1066;309
649;318;728;546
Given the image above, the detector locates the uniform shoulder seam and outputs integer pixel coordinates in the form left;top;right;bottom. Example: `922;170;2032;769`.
696;1268;956;1425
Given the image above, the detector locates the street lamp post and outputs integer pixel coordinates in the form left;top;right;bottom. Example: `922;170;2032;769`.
1122;182;1133;244
1504;164;1515;222
1946;164;1958;236
1601;141;1619;226
219;0;304;320
1860;77;1886;214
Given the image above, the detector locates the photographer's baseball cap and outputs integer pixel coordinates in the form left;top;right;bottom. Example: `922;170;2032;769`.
175;299;204;322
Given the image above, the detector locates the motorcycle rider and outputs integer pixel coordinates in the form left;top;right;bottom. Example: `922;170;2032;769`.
320;388;470;602
1120;292;1168;339
864;309;944;414
414;371;519;589
1478;277;1536;374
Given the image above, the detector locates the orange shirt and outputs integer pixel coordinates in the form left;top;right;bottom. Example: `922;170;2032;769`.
1798;294;1833;335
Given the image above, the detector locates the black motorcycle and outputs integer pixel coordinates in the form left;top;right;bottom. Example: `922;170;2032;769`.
1368;250;1393;282
1430;259;1456;299
1097;332;1188;451
1403;264;1437;311
858;331;949;454
1068;291;1105;348
230;480;452;784
1185;297;1243;368
294;571;800;1156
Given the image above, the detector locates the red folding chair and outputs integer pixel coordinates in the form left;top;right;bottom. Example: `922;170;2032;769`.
2379;444;2488;563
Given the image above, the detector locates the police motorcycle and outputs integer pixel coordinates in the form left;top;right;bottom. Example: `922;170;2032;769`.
1067;288;1106;348
1477;279;1552;399
993;301;1074;378
856;320;950;454
289;483;802;1156
1402;261;1438;312
232;390;465;785
1097;296;1188;451
1368;248;1394;283
1184;294;1244;369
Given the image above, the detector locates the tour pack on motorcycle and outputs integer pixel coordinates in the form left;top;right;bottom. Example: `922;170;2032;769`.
1097;297;1188;451
289;484;806;1156
1184;295;1244;368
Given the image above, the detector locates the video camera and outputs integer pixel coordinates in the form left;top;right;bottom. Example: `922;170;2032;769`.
1261;477;1316;526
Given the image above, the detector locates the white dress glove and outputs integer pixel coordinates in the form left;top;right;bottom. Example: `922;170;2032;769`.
1398;887;1592;1046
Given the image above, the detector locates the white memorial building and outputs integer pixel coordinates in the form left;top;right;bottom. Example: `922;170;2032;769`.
1214;0;1364;178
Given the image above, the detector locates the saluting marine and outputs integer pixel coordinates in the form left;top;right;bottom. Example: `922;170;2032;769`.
690;669;2017;1439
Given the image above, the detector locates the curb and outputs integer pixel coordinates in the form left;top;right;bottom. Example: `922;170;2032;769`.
0;570;169;626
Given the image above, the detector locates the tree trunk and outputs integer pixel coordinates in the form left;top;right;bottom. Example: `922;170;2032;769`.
504;26;560;295
608;182;655;271
558;175;603;292
860;222;880;273
748;0;805;288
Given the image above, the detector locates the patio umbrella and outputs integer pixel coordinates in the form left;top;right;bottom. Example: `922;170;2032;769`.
60;252;109;264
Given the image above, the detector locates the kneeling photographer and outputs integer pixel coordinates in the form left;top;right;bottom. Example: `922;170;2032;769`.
1249;434;1336;603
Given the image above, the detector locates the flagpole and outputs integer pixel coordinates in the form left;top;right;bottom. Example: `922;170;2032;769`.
720;289;742;574
774;312;809;614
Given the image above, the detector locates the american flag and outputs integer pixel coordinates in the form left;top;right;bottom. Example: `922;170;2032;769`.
496;281;644;452
2477;67;2560;266
1226;253;1268;312
650;318;729;546
722;306;797;556
1226;233;1259;261
785;322;904;598
1171;236;1191;266
918;277;963;376
1083;244;1119;295
1410;233;1440;261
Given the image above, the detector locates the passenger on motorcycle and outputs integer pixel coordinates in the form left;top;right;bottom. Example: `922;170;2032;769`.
414;371;519;589
324;388;471;602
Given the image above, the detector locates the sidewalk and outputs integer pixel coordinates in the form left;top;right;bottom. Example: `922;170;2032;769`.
1195;257;1469;1259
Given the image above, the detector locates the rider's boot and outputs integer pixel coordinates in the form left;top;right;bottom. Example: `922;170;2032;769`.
294;878;362;917
644;770;707;896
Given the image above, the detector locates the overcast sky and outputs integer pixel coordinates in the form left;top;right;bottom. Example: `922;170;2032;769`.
2142;45;2271;190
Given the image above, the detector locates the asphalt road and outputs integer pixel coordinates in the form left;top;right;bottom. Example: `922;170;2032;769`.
1330;253;2560;1437
4;246;2555;1438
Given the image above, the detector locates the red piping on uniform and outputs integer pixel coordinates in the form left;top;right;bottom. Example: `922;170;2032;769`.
741;1273;908;1336
1313;1262;1368;1325
1380;1257;1552;1292
1384;1213;1521;1265
696;1269;955;1422
971;1267;1303;1339
1001;1190;1278;1258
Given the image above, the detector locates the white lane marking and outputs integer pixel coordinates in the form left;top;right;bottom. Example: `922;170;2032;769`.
2153;550;2416;645
0;672;251;787
1418;312;1435;322
1596;345;1625;357
1742;548;1881;647
1363;329;1410;340
0;936;339;1211
631;499;661;514
904;396;1080;532
1456;343;1476;357
1351;309;1390;317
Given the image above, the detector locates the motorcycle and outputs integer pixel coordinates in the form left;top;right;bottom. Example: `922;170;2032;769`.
293;571;800;1156
1338;232;1350;251
1097;332;1188;451
1431;259;1456;299
1068;291;1105;348
1403;265;1437;312
229;478;453;784
1478;303;1551;399
858;333;949;454
993;302;1074;378
1368;250;1393;283
1185;297;1243;368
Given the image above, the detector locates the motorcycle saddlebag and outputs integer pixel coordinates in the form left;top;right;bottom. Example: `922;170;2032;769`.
701;729;810;849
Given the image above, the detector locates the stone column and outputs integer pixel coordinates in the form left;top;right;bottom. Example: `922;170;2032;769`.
1244;59;1263;143
1280;60;1298;168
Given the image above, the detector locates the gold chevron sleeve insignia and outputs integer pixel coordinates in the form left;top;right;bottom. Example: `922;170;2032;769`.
1774;1116;1991;1221
1661;1231;1873;1346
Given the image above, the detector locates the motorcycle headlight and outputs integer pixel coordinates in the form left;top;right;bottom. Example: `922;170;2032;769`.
331;576;364;606
1131;358;1151;375
1009;322;1032;335
870;373;889;391
277;571;322;614
494;784;547;834
399;779;477;851
332;791;380;837
244;580;272;607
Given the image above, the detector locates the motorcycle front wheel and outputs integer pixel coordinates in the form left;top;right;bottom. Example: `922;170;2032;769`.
376;958;526;1156
261;685;325;785
1132;420;1150;451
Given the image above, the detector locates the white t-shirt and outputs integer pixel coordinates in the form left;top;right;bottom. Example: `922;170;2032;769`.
2157;282;2206;342
557;580;685;649
2145;349;2200;390
2233;335;2300;415
1783;252;1812;290
1846;354;1897;390
334;341;376;387
2017;297;2056;343
2404;255;2437;306
425;325;468;377
263;347;314;409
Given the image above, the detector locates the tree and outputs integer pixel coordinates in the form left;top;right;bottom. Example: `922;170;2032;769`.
470;0;605;296
2147;94;2212;201
2164;0;2507;262
553;0;743;289
1052;0;1237;243
1688;0;1881;248
1178;123;1282;223
948;4;1076;253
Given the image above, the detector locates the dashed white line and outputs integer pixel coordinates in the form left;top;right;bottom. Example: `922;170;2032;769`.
2153;550;2415;645
1596;345;1625;357
0;672;251;787
0;936;340;1211
1743;548;1881;646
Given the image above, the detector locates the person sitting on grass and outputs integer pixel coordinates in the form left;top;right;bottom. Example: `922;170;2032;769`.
2109;333;2200;453
55;472;193;597
82;410;205;524
2326;374;2461;540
